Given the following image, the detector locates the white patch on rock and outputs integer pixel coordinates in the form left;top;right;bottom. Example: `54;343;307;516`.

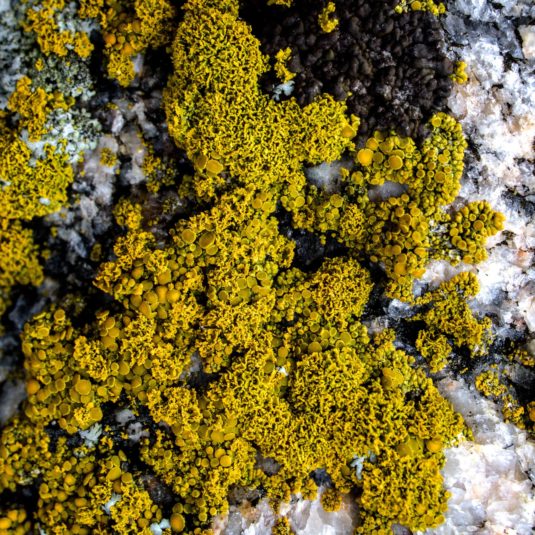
102;493;121;515
115;408;136;425
519;26;535;60
150;519;171;535
273;80;295;101
0;380;26;425
215;489;357;535
420;378;535;535
305;160;351;194
79;423;102;448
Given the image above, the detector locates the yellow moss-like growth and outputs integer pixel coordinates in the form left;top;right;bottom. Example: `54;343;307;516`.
0;406;166;534
272;517;294;535
0;84;74;220
0;68;77;329
475;367;508;398
99;146;118;168
327;112;497;302
474;355;532;433
359;449;449;533
142;140;177;193
395;0;446;16
447;200;505;264
80;0;177;86
365;195;430;301
320;488;343;512
163;0;357;201
0;417;51;493
24;0;94;58
0;130;73;220
411;113;467;217
451;60;468;84
274;48;296;82
8;76;73;142
0;509;32;535
416;330;451;373
109;478;163;533
318;2;339;33
414;272;492;356
268;0;293;6
0;219;43;322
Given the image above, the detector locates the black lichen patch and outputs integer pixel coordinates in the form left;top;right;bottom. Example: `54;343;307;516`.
242;0;454;139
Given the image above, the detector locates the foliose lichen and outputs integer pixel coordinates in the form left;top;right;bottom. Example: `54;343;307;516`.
0;1;513;534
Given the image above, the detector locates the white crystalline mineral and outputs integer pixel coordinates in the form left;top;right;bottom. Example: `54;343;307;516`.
422;379;535;535
217;490;357;535
519;26;535;60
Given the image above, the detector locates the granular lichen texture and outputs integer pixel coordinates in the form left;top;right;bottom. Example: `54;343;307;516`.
0;1;533;535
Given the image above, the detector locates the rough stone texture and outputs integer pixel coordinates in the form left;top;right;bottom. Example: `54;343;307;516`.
421;0;535;342
427;379;535;535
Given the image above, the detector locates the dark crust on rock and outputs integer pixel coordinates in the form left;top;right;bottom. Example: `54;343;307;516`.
241;0;454;140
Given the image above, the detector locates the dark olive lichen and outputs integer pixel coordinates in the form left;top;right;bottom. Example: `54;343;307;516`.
242;0;455;138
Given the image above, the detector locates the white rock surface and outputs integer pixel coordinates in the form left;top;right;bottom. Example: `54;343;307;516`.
422;379;535;535
216;489;357;535
519;26;535;60
436;0;535;338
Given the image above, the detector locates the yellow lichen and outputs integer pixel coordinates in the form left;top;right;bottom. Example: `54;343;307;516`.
0;219;43;324
0;81;74;220
99;147;118;168
163;0;357;202
413;272;492;356
80;0;177;86
318;2;339;33
24;0;94;58
451;60;468;84
416;330;451;373
0;508;32;535
395;0;446;16
272;517;294;535
8;76;72;142
320;488;343;512
447;200;505;264
475;367;508;398
274;48;296;82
